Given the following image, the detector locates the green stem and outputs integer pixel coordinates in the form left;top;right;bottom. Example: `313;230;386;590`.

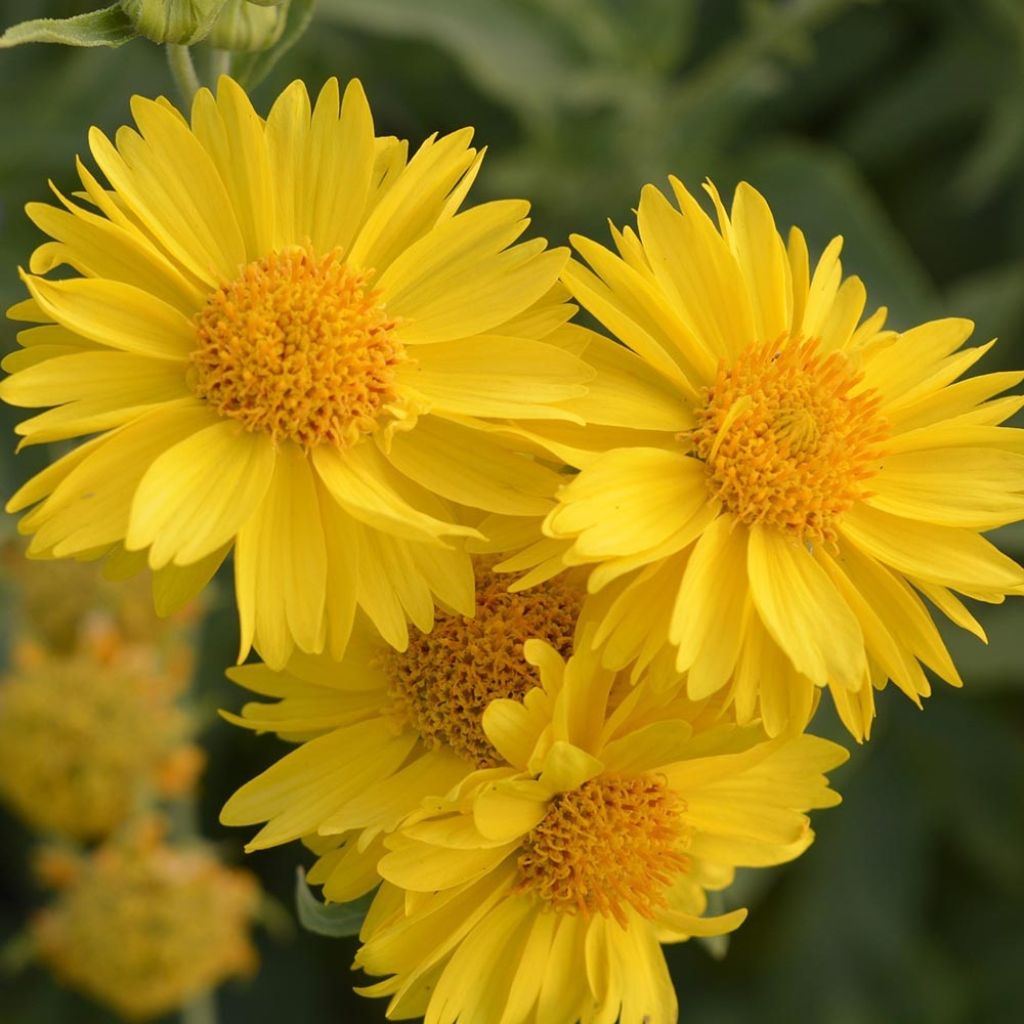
181;992;219;1024
208;48;231;85
166;44;202;104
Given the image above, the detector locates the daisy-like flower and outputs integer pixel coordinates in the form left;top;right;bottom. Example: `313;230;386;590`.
219;562;584;901
34;820;260;1021
353;639;846;1024
531;178;1024;740
0;76;587;668
0;636;201;842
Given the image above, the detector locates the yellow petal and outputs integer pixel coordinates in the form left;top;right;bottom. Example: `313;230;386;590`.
234;446;328;666
729;181;790;344
21;273;195;360
127;419;275;568
313;440;476;543
384;416;559;516
840;502;1024;592
547;447;707;560
670;514;748;698
747;524;866;687
406;333;590;419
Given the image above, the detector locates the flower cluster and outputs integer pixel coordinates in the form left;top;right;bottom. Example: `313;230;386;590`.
33;821;260;1022
0;549;261;1020
0;638;201;841
3;77;1022;1023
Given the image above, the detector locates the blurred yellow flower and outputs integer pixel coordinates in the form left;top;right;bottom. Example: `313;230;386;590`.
354;639;846;1024
529;178;1024;740
0;638;202;840
0;76;586;669
220;561;583;902
1;539;200;653
33;821;259;1021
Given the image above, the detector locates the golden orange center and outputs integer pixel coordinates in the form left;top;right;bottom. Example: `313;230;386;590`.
190;247;404;449
515;774;688;927
385;565;583;769
690;336;888;544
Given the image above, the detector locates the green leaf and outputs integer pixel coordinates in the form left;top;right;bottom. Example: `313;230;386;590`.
294;868;372;938
234;0;315;90
0;5;137;49
317;0;576;119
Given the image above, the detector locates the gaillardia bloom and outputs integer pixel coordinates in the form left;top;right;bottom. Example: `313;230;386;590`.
0;638;201;841
34;822;259;1021
0;76;586;667
353;640;846;1024
536;178;1024;739
220;562;584;901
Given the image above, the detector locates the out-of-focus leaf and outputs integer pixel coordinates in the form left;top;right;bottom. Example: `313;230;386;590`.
521;0;699;73
956;84;1024;204
234;0;313;89
839;33;1005;171
945;261;1024;374
0;5;137;49
294;868;372;938
317;0;578;119
745;140;939;327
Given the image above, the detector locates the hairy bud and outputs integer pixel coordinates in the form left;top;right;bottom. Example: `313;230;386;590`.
119;0;228;44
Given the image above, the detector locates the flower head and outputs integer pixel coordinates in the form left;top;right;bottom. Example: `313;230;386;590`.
1;76;587;668
525;178;1024;740
33;821;259;1020
220;561;585;901
353;641;846;1024
0;639;201;840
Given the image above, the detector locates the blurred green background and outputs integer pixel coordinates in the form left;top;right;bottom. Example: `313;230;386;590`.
1;0;1023;1021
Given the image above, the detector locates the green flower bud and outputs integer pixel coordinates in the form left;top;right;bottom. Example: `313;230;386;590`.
119;0;228;44
207;0;287;52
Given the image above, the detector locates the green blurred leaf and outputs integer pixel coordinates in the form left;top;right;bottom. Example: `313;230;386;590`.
294;868;372;938
945;261;1024;373
317;0;577;119
0;5;137;49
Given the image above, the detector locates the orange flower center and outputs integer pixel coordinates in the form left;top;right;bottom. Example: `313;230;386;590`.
190;247;404;449
386;566;583;768
515;774;689;927
691;336;888;544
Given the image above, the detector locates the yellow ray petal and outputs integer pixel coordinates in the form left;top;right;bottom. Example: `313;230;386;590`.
747;524;866;687
127;418;275;568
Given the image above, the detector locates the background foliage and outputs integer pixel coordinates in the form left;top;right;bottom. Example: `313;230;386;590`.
1;1;1023;1021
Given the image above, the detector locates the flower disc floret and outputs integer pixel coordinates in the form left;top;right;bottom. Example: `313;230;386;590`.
386;567;583;767
516;774;688;927
191;246;404;449
691;336;888;545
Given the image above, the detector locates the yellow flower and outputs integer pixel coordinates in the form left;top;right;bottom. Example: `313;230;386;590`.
0;639;201;840
353;640;847;1024
0;76;587;669
220;561;584;901
1;538;201;654
529;178;1024;740
33;820;259;1021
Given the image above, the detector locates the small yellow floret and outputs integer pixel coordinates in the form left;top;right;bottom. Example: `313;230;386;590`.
191;246;405;449
516;774;689;927
34;823;259;1021
691;336;888;544
386;566;583;768
0;643;200;841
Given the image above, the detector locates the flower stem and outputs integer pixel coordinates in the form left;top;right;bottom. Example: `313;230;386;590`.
181;992;219;1024
166;44;202;104
208;48;231;84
